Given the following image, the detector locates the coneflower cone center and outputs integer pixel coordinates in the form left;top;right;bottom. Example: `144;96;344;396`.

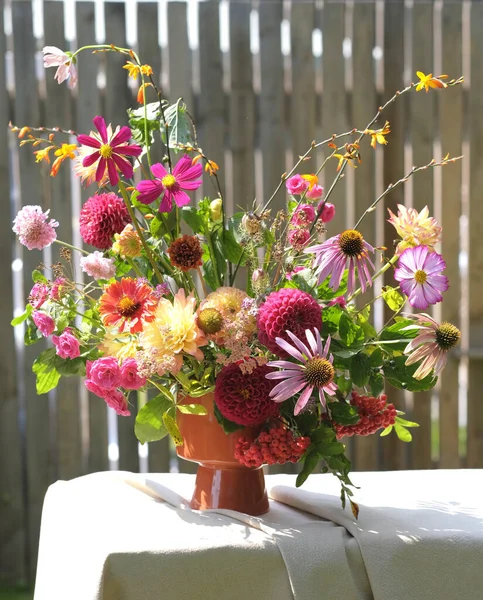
117;296;140;318
339;229;364;257
100;144;113;159
162;174;177;189
435;322;461;350
414;269;427;284
304;357;335;388
198;308;223;334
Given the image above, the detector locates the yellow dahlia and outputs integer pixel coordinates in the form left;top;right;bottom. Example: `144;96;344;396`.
112;224;142;259
387;204;442;254
100;329;139;362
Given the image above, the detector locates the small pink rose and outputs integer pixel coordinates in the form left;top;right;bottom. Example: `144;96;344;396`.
291;204;316;227
286;175;309;196
86;357;121;390
84;378;105;398
319;202;335;224
119;358;146;390
103;389;130;416
288;228;310;249
29;283;49;309
52;328;80;359
306;184;324;200
32;311;55;337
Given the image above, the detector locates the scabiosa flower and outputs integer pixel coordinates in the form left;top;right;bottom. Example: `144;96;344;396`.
80;251;116;280
99;278;157;333
29;282;50;309
136;155;203;212
52;328;80;359
167;235;203;272
32;311;55;337
13;205;59;251
79;192;131;250
257;288;322;358
291;204;316;227
394;246;448;310
77;116;142;187
286;174;309;195
267;328;337;415
305;229;375;296
119;358;146;390
288;227;311;250
214;363;279;426
403;313;460;380
388;204;442;254
112;224;142;259
42;46;78;89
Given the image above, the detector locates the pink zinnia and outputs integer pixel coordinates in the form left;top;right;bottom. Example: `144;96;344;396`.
136;155;203;212
79;192;131;250
77;116;142;187
32;311;55;337
305;229;375;296
13;205;58;251
80;251;116;280
267;328;337;415
394;246;448;310
42;46;78;89
286;175;309;195
52;328;80;359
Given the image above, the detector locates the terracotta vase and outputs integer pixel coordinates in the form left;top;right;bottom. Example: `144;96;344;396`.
176;392;270;516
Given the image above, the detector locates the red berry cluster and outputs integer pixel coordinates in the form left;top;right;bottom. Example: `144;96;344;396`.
235;425;311;468
335;391;397;439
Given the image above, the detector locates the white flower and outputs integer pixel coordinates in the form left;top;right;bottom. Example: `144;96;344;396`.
42;46;78;89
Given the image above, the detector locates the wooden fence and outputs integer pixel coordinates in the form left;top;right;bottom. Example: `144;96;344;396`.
0;0;481;586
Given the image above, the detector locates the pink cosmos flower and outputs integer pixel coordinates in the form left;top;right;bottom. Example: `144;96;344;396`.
52;328;80;359
32;311;55;337
286;175;309;195
136;155;203;212
266;328;337;415
42;46;78;89
291;204;316;227
77;116;142;187
13;205;58;251
305;229;375;296
80;251;116;281
288;227;310;249
86;357;121;390
103;389;131;416
319;202;335;224
119;358;146;390
394;246;448;310
403;313;460;380
29;283;50;309
306;184;324;200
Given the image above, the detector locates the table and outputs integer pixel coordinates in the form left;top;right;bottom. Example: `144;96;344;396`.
34;470;483;600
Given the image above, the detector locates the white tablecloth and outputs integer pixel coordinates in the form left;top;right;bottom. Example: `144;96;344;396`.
34;470;483;600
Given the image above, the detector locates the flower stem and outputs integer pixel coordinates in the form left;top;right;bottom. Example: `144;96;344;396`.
126;257;144;278
54;239;89;255
347;255;399;303
204;227;222;288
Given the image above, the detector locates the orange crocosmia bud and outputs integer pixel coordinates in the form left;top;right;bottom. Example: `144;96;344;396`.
204;160;219;176
18;127;31;139
136;82;152;104
191;153;203;165
50;156;63;177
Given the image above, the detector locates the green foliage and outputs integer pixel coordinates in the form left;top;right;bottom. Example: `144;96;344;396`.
32;349;61;395
380;318;419;352
213;402;244;434
317;273;348;301
162;99;193;150
127;101;161;147
181;206;205;234
135;395;174;444
383;355;437;392
339;312;364;347
32;270;48;284
350;353;371;387
369;372;385;397
321;305;344;336
11;304;32;326
176;403;208;415
329;401;360;425
382;286;406;311
381;415;419;442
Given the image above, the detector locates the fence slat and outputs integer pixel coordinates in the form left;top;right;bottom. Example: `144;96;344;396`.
439;0;463;468
43;1;83;482
104;1;139;473
467;0;483;468
0;1;27;585
76;1;109;474
409;0;434;470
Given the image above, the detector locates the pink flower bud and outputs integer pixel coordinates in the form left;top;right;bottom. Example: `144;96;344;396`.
306;184;324;200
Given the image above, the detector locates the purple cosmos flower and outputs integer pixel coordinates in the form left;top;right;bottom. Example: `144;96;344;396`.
304;229;375;296
394;246;448;310
136;155;203;212
266;328;337;415
77;116;142;187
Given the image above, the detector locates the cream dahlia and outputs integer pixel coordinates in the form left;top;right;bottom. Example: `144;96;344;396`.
388;204;442;254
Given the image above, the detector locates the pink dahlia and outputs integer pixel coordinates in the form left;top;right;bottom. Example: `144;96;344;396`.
257;288;322;358
77;116;142;187
394;246;448;310
305;229;375;296
214;363;278;426
79;192;131;250
136;155;203;212
267;328;337;414
13;205;58;251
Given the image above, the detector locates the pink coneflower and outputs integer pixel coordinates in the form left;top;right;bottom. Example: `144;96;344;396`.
267;328;337;415
42;46;78;89
403;313;460;380
305;229;375;296
394;245;448;310
13;205;59;251
77;116;142;187
136;155;203;212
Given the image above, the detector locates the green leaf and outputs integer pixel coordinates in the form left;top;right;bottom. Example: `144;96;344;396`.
213;402;244;433
380;318;419;352
350;353;371;387
380;425;393;437
321;305;344;336
336;375;352;395
369;372;384;397
382;286;406;311
162;99;192;150
383;355;437;392
329;402;360;425
287;270;318;294
394;423;413;442
176;403;208;415
11;304;33;326
317;273;348;301
32;270;48;284
296;450;320;487
181;206;206;234
135;395;173;444
32;349;61;394
369;348;383;367
53;356;86;377
395;416;419;428
127;101;162;148
339;313;364;347
220;229;246;265
311;423;337;444
314;441;346;456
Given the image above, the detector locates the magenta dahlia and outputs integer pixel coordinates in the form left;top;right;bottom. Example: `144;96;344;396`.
214;363;279;426
257;288;322;358
79;192;131;250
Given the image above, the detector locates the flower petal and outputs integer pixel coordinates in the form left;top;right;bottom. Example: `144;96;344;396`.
294;385;314;415
93;116;108;144
136;180;164;205
151;162;168;180
77;134;101;149
110;126;133;147
172;190;192;208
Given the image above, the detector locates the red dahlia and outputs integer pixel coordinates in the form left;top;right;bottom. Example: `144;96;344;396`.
214;363;279;426
79;192;131;250
257;288;322;358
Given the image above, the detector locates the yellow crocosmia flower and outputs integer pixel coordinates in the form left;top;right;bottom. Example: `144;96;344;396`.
54;143;77;159
366;121;391;149
123;61;140;78
415;71;448;93
204;160;219;176
34;145;55;164
140;64;153;76
301;173;318;189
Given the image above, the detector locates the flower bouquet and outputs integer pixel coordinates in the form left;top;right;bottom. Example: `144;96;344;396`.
11;45;463;517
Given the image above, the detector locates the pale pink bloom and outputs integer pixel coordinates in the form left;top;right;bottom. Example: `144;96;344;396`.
305;229;375;296
80;252;116;281
266;328;337;415
42;46;78;89
13;205;58;251
291;204;316;227
103;389;131;416
86;357;121;390
319;202;335;224
403;313;460;380
387;204;442;255
286;175;309;195
306;184;324;200
52;328;80;359
32;311;55;337
119;358;146;390
29;283;49;309
394;246;448;310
